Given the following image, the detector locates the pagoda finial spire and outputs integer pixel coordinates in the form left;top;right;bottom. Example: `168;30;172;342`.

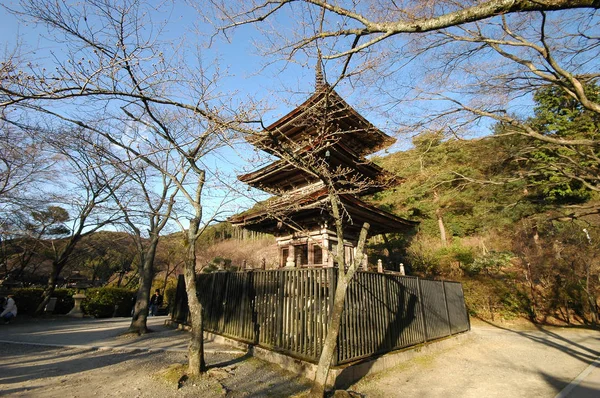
315;49;325;89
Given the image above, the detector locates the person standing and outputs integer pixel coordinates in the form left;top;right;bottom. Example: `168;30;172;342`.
1;294;17;324
149;289;163;316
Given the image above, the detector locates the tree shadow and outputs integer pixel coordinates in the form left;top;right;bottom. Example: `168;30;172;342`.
477;318;600;363
0;345;85;366
0;343;150;385
334;274;421;389
208;350;253;369
214;354;313;397
540;370;600;397
0;386;44;395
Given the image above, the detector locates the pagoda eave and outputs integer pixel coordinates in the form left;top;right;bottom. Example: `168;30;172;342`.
228;193;417;237
238;142;402;193
251;86;396;157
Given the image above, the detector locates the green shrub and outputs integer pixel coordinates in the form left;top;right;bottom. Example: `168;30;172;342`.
464;251;514;275
436;244;475;270
51;289;76;314
8;287;132;317
81;287;136;318
163;280;178;312
10;288;44;315
9;288;77;315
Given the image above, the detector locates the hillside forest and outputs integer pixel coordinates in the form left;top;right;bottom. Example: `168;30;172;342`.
369;84;600;325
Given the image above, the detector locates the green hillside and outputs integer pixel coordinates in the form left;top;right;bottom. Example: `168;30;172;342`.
365;104;599;324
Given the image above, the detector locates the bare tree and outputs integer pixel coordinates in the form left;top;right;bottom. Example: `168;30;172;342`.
0;205;69;283
0;120;53;204
106;109;236;373
34;128;123;314
154;237;185;294
2;0;250;375
73;231;136;286
94;142;179;335
209;1;598;58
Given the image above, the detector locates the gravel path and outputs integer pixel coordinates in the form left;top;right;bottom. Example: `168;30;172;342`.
352;320;600;397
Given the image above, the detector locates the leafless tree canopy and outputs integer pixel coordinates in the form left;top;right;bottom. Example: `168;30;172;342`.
1;0;257;372
210;1;599;57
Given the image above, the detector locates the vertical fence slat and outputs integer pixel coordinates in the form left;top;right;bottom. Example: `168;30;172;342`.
276;271;285;348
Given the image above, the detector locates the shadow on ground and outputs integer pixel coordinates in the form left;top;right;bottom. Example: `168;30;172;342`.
479;318;600;363
0;344;148;385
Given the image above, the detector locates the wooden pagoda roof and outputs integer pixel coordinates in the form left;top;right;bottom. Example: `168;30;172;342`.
228;185;417;237
250;84;396;158
238;141;401;194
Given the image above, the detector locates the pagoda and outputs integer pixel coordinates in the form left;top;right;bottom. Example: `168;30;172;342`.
229;65;417;269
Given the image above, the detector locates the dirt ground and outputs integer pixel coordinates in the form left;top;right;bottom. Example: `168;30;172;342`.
351;319;600;397
1;317;599;397
0;344;312;397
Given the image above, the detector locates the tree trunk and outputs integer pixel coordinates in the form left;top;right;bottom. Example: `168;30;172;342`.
162;267;170;294
586;263;598;325
36;264;61;314
184;218;206;375
525;262;538;321
127;238;159;334
117;272;125;287
310;272;347;396
436;208;448;247
309;217;369;397
35;235;82;315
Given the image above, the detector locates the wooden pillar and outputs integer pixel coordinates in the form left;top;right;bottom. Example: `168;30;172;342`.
286;244;296;267
322;234;330;266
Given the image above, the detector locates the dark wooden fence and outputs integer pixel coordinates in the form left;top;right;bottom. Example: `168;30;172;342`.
172;269;469;365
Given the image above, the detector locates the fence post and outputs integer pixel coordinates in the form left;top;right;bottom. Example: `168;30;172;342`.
462;283;471;331
174;274;187;324
417;278;428;343
442;281;452;335
205;273;217;331
218;273;231;333
249;271;260;345
382;274;393;351
276;270;286;348
240;271;250;339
